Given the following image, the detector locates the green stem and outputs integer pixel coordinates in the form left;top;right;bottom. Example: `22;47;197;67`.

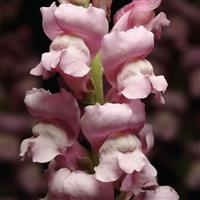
83;0;90;7
90;53;104;104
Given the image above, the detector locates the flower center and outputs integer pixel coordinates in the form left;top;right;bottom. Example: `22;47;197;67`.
99;133;139;154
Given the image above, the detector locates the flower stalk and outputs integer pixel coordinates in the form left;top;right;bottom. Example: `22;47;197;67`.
90;53;104;104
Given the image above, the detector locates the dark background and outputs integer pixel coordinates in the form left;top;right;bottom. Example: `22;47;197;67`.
0;0;200;199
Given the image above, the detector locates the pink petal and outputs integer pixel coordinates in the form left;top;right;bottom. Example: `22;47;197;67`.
94;133;141;182
59;48;90;77
101;26;154;87
114;0;161;23
150;75;168;92
55;142;89;171
41;51;61;70
116;59;167;101
49;169;114;200
117;150;147;174
24;88;80;145
113;0;169;39
94;154;123;182
121;161;158;195
59;72;90;96
30;63;43;76
117;60;152;99
81;102;145;150
132;0;161;11
92;0;112;12
41;2;63;40
95;134;147;182
94;134;128;182
55;3;108;56
113;0;161;31
114;2;134;23
128;10;154;30
118;74;151;99
154;92;165;104
112;12;130;32
146;12;170;38
30;51;61;76
137;124;154;154
20;123;68;163
134;186;179;200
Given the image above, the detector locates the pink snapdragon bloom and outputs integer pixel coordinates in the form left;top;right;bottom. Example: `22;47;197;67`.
94;134;150;182
48;168;114;200
117;59;167;103
133;186;179;200
24;88;80;144
101;26;167;102
81;101;153;182
20;128;88;166
31;35;91;94
20;123;69;163
20;127;89;166
101;26;154;86
113;0;170;38
40;2;108;57
31;2;108;95
81;100;145;151
20;88;80;163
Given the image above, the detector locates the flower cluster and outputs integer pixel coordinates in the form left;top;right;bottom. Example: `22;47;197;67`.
20;0;179;199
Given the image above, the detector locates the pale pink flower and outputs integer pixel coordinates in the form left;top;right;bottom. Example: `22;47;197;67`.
94;134;149;182
24;88;80;145
101;26;154;87
48;168;114;200
113;0;170;38
116;59;167;103
32;2;108;95
81;101;145;151
133;186;179;200
101;27;167;102
20;125;88;166
31;35;91;94
41;2;108;57
20;122;69;163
